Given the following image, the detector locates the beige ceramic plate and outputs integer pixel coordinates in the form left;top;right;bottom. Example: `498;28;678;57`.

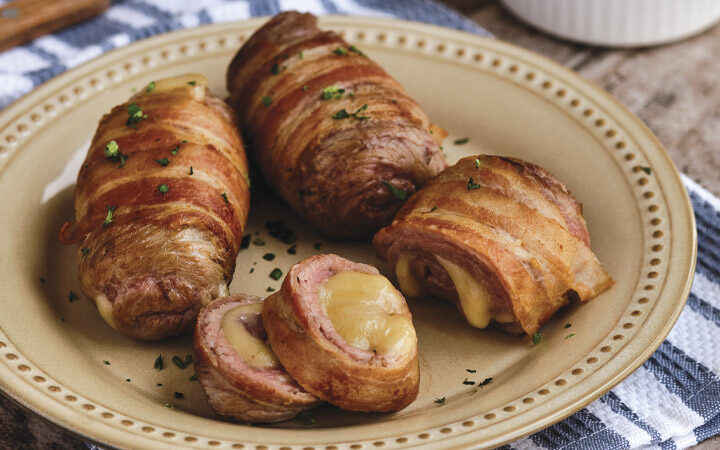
0;16;696;450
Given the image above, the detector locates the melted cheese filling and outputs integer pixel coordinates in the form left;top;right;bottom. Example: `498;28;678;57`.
395;252;425;298
435;255;492;328
220;304;279;369
94;294;117;330
143;73;207;101
394;252;516;328
317;271;415;355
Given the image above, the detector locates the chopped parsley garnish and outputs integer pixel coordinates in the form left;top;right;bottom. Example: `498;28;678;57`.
189;373;198;382
475;158;482;168
103;360;110;365
349;45;365;56
266;287;275;292
81;248;90;256
126;103;148;129
265;220;297;244
430;205;438;212
253;238;265;246
565;323;572;328
532;332;541;345
189;166;193;175
39;277;45;283
155;158;170;166
172;355;186;369
68;291;79;303
103;206;116;227
641;166;652;175
173;392;184;399
154;355;164;370
467;177;481;190
171;145;180;155
333;47;348;55
104;140;128;168
382;181;408;201
299;51;304;59
240;234;251;249
390;99;397;104
297;410;316;426
158;184;169;194
221;192;229;203
184;354;193;365
462;378;475;385
187;80;196;86
146;81;155;92
165;403;173;409
466;369;476;373
351;104;370;120
313;243;322;250
435;397;446;405
270;268;283;280
454;137;470;145
261;96;272;107
287;244;297;254
322;85;345;100
263;253;276;261
126;379;130;382
331;109;350;120
270;63;280;75
249;268;254;274
302;85;308;91
565;333;576;339
478;377;493;386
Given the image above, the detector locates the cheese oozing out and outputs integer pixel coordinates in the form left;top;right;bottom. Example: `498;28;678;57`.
140;73;207;101
220;303;280;369
94;294;117;330
394;252;515;328
434;255;492;328
394;252;425;298
317;271;416;355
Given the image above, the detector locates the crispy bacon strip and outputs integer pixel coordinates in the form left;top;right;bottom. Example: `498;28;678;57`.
373;155;613;336
226;11;447;240
59;74;251;340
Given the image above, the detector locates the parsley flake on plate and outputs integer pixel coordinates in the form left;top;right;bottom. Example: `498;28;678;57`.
333;47;348;55
126;103;147;129
270;268;283;280
146;81;155;92
261;96;272;107
154;355;163;370
155;158;170;166
467;177;481;190
68;291;79;303
263;253;276;261
454;137;470;145
158;184;169;194
435;397;446;405
532;332;541;345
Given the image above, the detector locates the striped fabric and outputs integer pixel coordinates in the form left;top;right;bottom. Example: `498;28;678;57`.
0;1;717;449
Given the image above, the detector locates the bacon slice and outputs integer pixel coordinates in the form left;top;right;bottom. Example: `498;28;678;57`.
373;155;613;336
59;74;251;340
226;11;447;240
194;295;321;423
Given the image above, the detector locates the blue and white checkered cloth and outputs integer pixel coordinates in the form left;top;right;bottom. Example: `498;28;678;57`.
1;1;718;449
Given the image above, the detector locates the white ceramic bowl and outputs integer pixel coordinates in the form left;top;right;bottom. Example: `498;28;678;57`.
501;0;720;47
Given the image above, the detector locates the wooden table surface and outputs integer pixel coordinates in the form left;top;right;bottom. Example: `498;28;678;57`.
1;1;718;448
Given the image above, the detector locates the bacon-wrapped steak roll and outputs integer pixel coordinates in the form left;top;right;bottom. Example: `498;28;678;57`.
59;74;251;340
374;155;613;336
194;295;321;423
226;11;447;240
262;254;419;412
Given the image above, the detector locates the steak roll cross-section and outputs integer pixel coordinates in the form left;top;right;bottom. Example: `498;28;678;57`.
262;254;420;412
59;74;251;340
226;11;447;240
374;155;613;336
194;295;321;423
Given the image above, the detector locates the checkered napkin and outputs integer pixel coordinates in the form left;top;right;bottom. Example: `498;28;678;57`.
1;1;717;449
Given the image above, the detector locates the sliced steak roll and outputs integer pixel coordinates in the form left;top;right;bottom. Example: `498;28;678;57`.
262;254;420;412
194;295;321;423
59;74;251;340
373;155;614;336
226;11;447;240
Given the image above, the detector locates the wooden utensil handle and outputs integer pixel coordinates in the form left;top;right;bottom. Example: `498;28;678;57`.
0;0;110;52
